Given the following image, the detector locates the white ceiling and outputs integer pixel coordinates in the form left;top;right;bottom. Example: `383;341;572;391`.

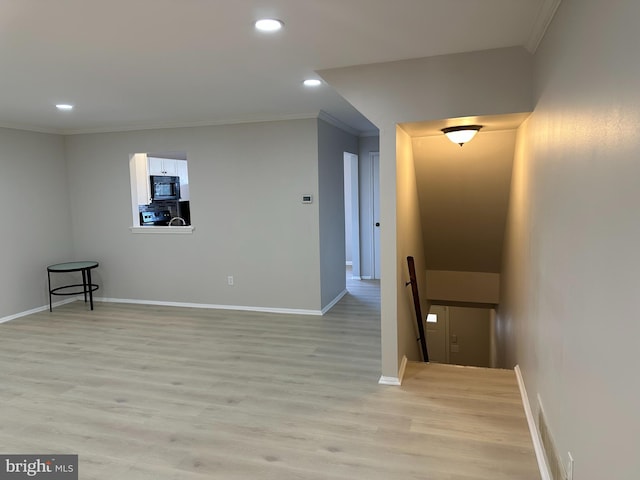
0;0;551;135
411;125;520;273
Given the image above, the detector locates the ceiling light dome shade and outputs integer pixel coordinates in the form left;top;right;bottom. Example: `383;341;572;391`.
441;125;483;146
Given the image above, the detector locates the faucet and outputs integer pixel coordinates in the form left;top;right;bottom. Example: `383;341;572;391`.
168;216;186;226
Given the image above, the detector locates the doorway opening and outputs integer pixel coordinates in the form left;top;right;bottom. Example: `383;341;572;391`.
343;150;381;307
343;151;380;281
344;152;360;278
425;305;497;368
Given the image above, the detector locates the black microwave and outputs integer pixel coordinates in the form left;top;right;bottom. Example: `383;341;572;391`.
150;175;180;201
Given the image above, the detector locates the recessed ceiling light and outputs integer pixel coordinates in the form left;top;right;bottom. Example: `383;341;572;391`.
56;104;74;111
254;18;283;32
303;79;322;87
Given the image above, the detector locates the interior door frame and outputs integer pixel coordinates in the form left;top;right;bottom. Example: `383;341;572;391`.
371;152;380;280
344;152;360;278
426;305;450;364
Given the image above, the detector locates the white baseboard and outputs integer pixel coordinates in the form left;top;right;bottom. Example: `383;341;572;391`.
378;355;408;386
321;289;348;315
514;365;552;480
0;298;78;324
1;294;343;323
378;375;401;386
350;275;362;280
96;297;324;316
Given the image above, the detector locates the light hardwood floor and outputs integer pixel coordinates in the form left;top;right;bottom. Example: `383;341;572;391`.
0;275;539;479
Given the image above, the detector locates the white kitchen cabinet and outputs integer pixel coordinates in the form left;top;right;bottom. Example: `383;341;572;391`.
175;159;189;200
134;155;190;205
148;157;178;176
133;153;151;205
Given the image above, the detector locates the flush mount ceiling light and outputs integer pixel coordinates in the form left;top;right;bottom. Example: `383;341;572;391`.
55;104;74;111
441;125;483;146
254;18;283;32
303;79;322;87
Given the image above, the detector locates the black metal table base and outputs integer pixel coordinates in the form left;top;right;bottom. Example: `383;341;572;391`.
47;261;99;312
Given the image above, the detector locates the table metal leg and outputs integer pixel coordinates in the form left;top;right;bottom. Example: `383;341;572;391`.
82;269;88;303
86;268;94;310
48;270;52;312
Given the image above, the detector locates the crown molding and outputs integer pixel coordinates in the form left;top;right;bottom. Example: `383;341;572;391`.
60;112;320;135
0;122;62;135
0;111;374;138
0;114;322;136
526;0;562;53
317;110;362;137
359;129;380;138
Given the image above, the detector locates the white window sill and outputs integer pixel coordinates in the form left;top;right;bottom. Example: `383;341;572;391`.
130;226;195;235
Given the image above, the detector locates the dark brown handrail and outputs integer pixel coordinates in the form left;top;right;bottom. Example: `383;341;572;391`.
406;256;429;362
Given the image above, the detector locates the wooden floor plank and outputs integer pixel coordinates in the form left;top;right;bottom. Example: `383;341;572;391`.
0;274;539;479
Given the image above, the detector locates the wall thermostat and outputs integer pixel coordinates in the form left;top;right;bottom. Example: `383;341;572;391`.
302;194;313;204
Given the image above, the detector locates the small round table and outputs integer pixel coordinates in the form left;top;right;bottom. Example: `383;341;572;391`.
47;261;99;312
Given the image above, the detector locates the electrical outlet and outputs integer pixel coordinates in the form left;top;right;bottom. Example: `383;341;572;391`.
567;452;574;480
227;276;234;286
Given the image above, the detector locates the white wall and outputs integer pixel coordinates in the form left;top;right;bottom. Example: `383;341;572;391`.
64;119;325;312
344;158;352;264
320;47;532;127
499;0;640;477
395;127;424;367
426;270;500;304
0;128;73;318
412;130;517;273
317;120;358;309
